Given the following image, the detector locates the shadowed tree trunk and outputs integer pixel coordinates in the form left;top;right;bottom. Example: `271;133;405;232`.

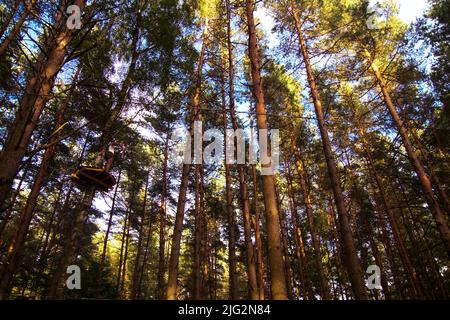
359;126;423;299
292;142;331;299
0;69;79;299
0;0;87;211
166;18;208;300
157;135;169;299
130;172;150;299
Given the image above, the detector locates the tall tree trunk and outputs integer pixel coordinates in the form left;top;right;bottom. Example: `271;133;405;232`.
289;1;368;299
250;114;265;300
193;164;204;299
0;0;36;57
138;207;154;297
277;196;294;300
292;143;331;299
359;127;423;299
0;0;87;211
285;161;314;300
101;169;122;266
364;49;450;257
166;19;208;300
130;173;150;299
0;70;78;299
116;195;132;296
245;0;288;300
157;135;169;299
220;71;239;299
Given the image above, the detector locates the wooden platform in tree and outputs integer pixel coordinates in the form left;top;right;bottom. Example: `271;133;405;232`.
70;166;116;191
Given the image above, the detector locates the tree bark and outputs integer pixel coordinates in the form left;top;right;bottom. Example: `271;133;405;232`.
292;143;331;299
0;69;78;299
0;0;36;57
130;173;150;299
289;1;368;299
166;19;208;300
0;0;87;211
364;49;450;257
245;0;288;300
157;135;169;299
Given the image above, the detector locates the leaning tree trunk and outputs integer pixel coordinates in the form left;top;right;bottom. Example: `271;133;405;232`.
0;0;87;212
0;0;36;57
359;126;423;299
289;1;368;299
0;70;78;299
364;49;450;258
245;0;288;300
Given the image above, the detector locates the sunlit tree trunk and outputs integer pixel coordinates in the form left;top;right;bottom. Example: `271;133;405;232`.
0;0;36;57
245;0;288;299
364;49;450;257
289;1;368;299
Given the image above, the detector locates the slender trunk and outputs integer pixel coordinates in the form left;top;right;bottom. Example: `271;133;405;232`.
365;50;450;257
250;114;265;300
157;135;169;299
120;208;132;298
117;194;133;296
138;208;154;296
0;70;77;299
277;200;294;300
101;169;122;266
0;0;36;57
285;161;314;300
292;144;331;299
193;163;203;299
130;173;150;299
359;127;424;299
289;1;368;299
245;0;288;300
0;0;87;210
166;19;208;300
220;71;239;299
